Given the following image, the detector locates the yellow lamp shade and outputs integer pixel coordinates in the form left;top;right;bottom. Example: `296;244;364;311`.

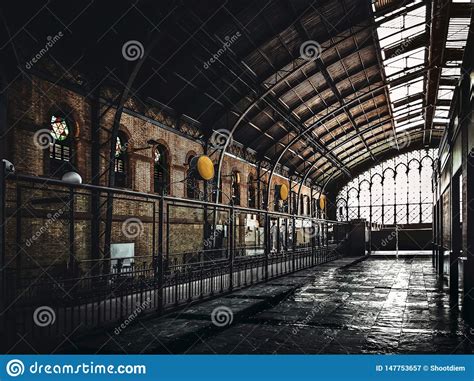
279;184;289;201
319;195;326;210
196;155;214;180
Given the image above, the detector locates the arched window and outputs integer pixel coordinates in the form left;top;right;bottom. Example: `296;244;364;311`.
186;155;199;199
260;182;267;209
337;149;437;224
305;196;310;216
154;145;169;195
291;191;298;215
49;115;73;176
248;174;256;208
114;132;127;187
300;195;304;215
231;171;241;205
211;163;222;203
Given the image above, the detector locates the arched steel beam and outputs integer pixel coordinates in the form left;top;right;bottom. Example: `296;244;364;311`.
104;30;170;260
214;2;429;207
294;114;395;204
264;82;392;211
315;125;442;182
291;113;392;174
327;136;439;187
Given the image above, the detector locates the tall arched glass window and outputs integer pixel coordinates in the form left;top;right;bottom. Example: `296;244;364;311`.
211;163;222;203
114;132;127;187
248;174;256;208
49;115;73;176
231;171;241;206
153;145;169;195
337;149;437;225
186;155;199;199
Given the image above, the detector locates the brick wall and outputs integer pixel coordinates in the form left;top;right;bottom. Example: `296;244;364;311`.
5;74;322;270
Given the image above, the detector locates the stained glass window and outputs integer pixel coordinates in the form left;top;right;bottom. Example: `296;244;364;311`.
50;116;69;141
154;145;169;195
49;114;73;176
114;133;127;187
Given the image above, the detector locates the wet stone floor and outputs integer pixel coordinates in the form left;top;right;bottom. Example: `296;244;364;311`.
187;257;474;354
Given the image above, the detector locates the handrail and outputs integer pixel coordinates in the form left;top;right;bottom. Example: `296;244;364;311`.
7;173;347;225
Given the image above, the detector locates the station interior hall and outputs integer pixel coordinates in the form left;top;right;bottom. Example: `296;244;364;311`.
0;0;474;354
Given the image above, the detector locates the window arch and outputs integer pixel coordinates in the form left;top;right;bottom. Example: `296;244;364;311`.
291;191;298;215
210;163;222;203
231;171;241;205
247;174;256;208
114;132;128;187
305;196;310;216
153;145;170;195
337;149;437;224
185;155;199;199
48;114;74;176
260;181;267;209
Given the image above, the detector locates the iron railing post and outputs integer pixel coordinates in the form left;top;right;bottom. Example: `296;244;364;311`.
0;161;6;343
157;195;164;314
292;216;296;271
229;206;234;291
264;212;269;281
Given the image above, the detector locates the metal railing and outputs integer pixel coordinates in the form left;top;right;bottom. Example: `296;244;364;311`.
0;172;349;344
